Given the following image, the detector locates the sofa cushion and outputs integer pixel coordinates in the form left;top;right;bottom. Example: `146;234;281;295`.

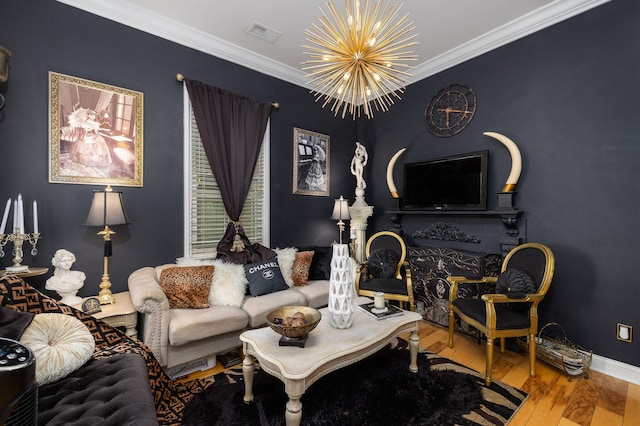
168;305;249;347
160;265;213;309
242;289;307;328
359;277;409;295
291;280;330;308
244;258;289;296
299;245;332;280
37;353;158;426
0;305;34;340
209;259;247;307
20;313;95;385
292;250;314;286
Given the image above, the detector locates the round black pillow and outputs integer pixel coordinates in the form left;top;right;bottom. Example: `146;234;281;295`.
367;249;399;278
495;268;536;298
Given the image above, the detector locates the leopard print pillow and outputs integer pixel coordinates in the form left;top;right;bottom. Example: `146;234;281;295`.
292;251;314;286
160;265;214;309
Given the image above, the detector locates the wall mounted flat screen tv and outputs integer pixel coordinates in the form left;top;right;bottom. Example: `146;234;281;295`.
401;150;488;211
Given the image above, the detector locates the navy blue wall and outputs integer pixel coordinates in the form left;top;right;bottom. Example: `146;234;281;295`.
364;0;640;367
0;0;356;291
2;0;639;367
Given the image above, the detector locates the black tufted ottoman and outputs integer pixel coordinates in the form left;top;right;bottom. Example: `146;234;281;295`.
37;352;158;425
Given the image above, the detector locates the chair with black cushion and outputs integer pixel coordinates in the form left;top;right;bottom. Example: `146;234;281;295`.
447;242;554;385
355;231;415;311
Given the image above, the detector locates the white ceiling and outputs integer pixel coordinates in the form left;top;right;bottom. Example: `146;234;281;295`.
58;0;610;88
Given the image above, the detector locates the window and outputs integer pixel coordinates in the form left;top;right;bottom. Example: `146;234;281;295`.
183;90;270;258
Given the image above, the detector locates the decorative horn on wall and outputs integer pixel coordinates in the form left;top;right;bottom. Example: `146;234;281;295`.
0;45;11;110
386;147;406;198
484;131;522;192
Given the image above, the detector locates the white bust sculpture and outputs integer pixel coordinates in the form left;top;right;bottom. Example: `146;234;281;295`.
46;249;86;305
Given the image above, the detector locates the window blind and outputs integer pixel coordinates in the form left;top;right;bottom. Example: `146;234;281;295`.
187;109;267;258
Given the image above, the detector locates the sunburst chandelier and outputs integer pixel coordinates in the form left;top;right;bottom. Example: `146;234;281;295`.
303;0;418;119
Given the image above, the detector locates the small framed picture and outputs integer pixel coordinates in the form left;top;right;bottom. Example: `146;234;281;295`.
292;127;330;196
49;71;144;187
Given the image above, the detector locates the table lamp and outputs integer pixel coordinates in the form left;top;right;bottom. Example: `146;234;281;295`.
330;196;350;244
84;186;130;304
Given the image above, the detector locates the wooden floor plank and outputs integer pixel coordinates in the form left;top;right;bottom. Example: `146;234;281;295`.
590;406;623;426
623;383;640;426
525;374;577;426
597;374;628;416
562;370;603;425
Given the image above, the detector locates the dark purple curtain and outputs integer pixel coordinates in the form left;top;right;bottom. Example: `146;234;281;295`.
184;78;274;263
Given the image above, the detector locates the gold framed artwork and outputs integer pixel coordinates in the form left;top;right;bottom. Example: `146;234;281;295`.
292;127;330;196
49;71;144;186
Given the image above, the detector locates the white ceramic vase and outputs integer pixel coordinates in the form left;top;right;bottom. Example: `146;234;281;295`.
328;244;355;329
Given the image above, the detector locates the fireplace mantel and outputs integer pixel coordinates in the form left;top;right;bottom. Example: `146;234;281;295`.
386;208;523;256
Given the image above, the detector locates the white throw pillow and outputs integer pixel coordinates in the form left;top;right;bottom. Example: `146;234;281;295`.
274;247;298;287
175;257;216;266
20;313;95;385
208;259;248;307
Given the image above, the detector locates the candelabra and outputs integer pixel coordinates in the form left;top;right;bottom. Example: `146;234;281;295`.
0;229;41;272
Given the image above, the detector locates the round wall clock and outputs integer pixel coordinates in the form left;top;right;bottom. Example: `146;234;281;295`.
424;84;477;137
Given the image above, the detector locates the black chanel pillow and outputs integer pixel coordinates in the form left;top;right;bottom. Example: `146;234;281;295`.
367;249;399;278
243;258;289;296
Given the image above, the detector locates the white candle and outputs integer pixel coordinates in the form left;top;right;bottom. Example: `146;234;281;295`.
374;291;385;310
0;198;10;234
13;199;17;232
18;194;24;234
350;227;356;239
33;200;38;233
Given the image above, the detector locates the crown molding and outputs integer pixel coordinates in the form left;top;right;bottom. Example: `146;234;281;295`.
57;0;611;89
409;0;612;84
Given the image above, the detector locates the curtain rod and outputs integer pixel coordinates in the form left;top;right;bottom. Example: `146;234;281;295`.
176;73;279;109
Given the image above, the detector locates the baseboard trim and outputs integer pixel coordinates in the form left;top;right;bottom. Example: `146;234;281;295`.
591;354;640;385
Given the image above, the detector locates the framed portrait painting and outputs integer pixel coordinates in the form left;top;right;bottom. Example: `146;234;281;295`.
49;71;144;186
292;127;330;196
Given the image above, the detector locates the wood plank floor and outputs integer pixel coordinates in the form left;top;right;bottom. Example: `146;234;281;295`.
416;321;640;426
180;320;640;425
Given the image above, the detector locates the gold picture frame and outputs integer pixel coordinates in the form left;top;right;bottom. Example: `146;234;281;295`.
292;127;330;196
49;71;143;186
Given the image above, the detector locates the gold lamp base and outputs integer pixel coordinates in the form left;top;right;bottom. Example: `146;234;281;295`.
98;271;115;305
97;244;115;305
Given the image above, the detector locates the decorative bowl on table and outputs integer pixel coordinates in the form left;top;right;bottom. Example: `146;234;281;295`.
266;306;322;346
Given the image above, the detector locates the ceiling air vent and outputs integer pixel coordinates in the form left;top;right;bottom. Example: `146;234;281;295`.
247;22;281;43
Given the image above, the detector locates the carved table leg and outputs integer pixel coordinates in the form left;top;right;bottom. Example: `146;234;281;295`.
243;354;255;404
409;328;419;373
284;379;304;426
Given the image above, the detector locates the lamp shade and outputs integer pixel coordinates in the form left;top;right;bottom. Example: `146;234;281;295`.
84;190;130;227
330;196;350;221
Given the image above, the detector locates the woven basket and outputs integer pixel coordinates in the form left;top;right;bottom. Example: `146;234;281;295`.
518;322;592;380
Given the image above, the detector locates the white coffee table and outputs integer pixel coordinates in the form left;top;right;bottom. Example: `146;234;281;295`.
240;298;422;426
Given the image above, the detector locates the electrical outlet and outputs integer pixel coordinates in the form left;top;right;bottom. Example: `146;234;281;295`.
617;323;632;342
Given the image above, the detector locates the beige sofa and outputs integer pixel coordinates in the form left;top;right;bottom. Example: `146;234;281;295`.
128;263;333;372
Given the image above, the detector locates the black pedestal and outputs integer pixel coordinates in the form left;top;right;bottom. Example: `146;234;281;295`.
279;335;308;348
497;192;517;210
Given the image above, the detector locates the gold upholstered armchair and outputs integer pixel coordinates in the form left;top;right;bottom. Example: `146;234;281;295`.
355;231;415;311
447;243;555;385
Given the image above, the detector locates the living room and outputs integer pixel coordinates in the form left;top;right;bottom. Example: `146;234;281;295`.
1;0;638;412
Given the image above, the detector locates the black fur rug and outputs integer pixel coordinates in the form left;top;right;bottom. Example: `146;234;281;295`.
182;341;526;426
